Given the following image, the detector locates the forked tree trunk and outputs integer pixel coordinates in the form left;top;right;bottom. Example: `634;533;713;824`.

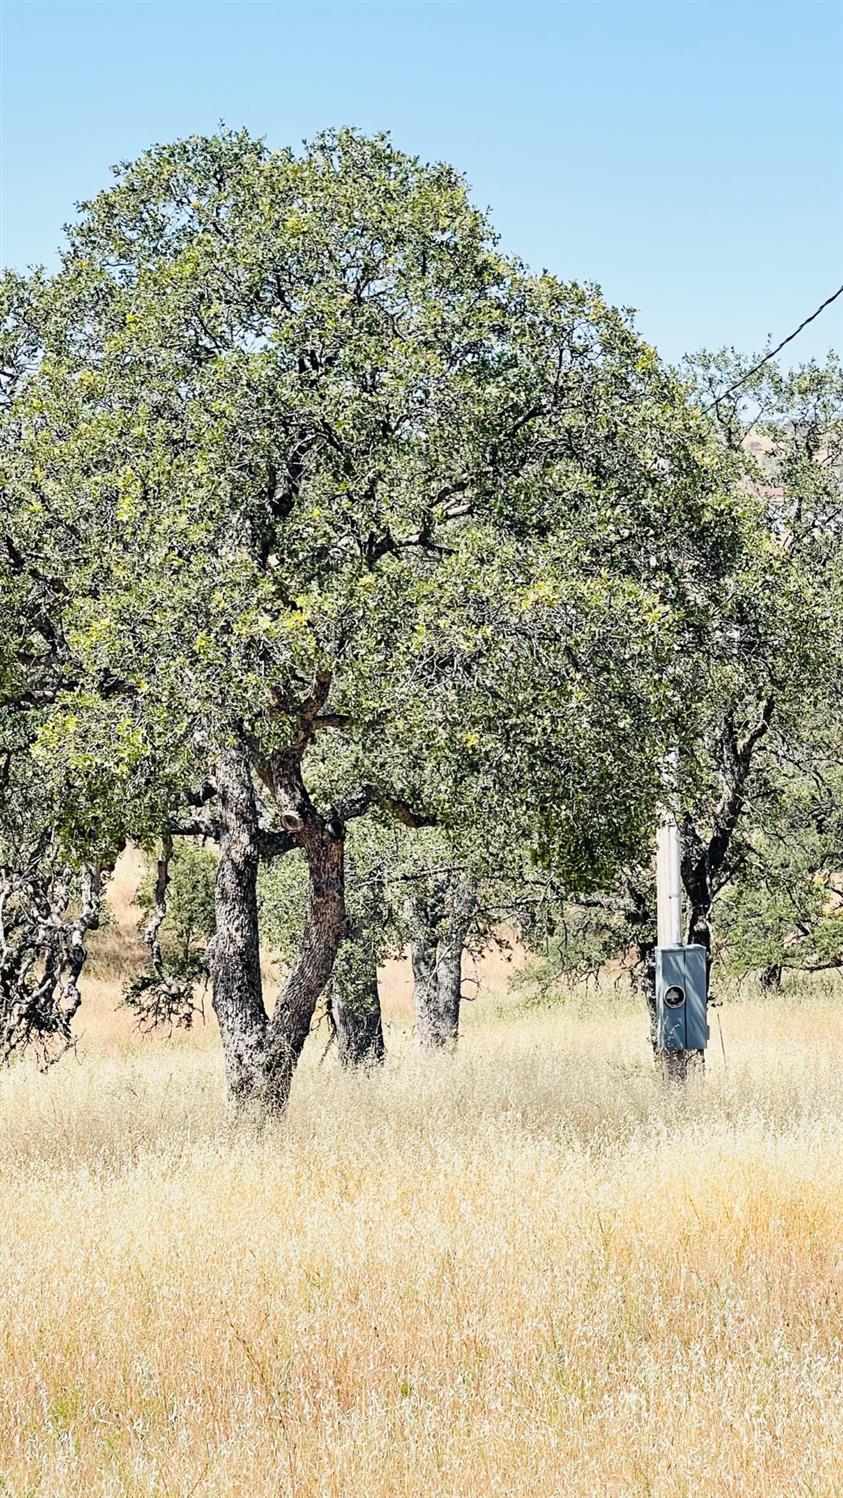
260;753;346;1113
211;746;268;1102
329;932;385;1068
212;743;347;1116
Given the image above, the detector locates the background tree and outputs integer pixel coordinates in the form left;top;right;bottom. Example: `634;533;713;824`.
126;839;218;1031
0;271;116;1063
675;352;842;972
517;352;843;1031
716;759;843;984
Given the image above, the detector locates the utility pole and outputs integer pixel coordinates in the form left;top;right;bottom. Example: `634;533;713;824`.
654;764;709;1077
656;811;682;948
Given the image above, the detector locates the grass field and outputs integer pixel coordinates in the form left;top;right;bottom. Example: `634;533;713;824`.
1;861;841;1496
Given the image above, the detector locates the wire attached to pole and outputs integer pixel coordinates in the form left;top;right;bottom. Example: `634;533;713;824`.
703;282;843;413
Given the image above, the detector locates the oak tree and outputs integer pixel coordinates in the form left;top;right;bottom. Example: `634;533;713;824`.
2;129;748;1110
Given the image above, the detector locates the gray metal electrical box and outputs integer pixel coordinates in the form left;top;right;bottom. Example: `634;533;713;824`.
656;944;709;1052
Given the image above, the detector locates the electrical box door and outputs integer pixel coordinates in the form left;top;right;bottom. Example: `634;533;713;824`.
656;944;709;1052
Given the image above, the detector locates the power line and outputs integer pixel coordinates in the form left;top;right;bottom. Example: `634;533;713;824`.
703;281;843;413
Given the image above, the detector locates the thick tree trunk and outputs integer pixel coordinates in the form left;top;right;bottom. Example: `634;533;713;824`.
210;732;348;1116
211;746;268;1103
329;933;385;1068
661;1050;692;1083
260;753;346;1113
429;926;464;1048
411;922;452;1049
410;874;476;1050
328;849;385;1068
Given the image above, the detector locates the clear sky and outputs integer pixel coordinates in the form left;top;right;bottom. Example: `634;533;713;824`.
1;0;841;366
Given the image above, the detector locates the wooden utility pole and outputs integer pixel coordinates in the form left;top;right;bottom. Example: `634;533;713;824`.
656;811;682;949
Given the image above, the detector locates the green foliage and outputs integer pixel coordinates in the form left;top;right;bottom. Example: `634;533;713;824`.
6;126;751;893
258;817;404;970
515;903;640;996
718;767;843;976
258;851;308;967
138;841;217;961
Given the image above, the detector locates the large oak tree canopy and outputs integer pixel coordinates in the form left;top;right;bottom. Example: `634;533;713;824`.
1;128;751;1103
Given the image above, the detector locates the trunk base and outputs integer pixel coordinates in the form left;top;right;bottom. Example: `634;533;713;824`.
659;1049;705;1083
329;973;385;1068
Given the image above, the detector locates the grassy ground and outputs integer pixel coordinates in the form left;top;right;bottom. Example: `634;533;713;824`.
1;863;841;1495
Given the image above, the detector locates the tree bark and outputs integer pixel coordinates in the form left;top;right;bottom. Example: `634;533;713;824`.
207;720;350;1115
260;752;346;1113
210;745;268;1103
411;919;448;1048
429;922;465;1048
661;1050;692;1083
410;874;476;1050
329;931;385;1068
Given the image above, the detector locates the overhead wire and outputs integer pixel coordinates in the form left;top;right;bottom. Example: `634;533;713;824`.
703;282;843;412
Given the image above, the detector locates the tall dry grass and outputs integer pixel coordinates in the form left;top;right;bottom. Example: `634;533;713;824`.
1;899;841;1496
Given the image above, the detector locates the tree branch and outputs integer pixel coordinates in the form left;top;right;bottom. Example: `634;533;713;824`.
339;783;436;828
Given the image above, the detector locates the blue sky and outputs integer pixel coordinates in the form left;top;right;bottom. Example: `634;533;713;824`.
1;0;841;366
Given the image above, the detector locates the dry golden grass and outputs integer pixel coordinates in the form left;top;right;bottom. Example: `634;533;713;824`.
1;882;842;1497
